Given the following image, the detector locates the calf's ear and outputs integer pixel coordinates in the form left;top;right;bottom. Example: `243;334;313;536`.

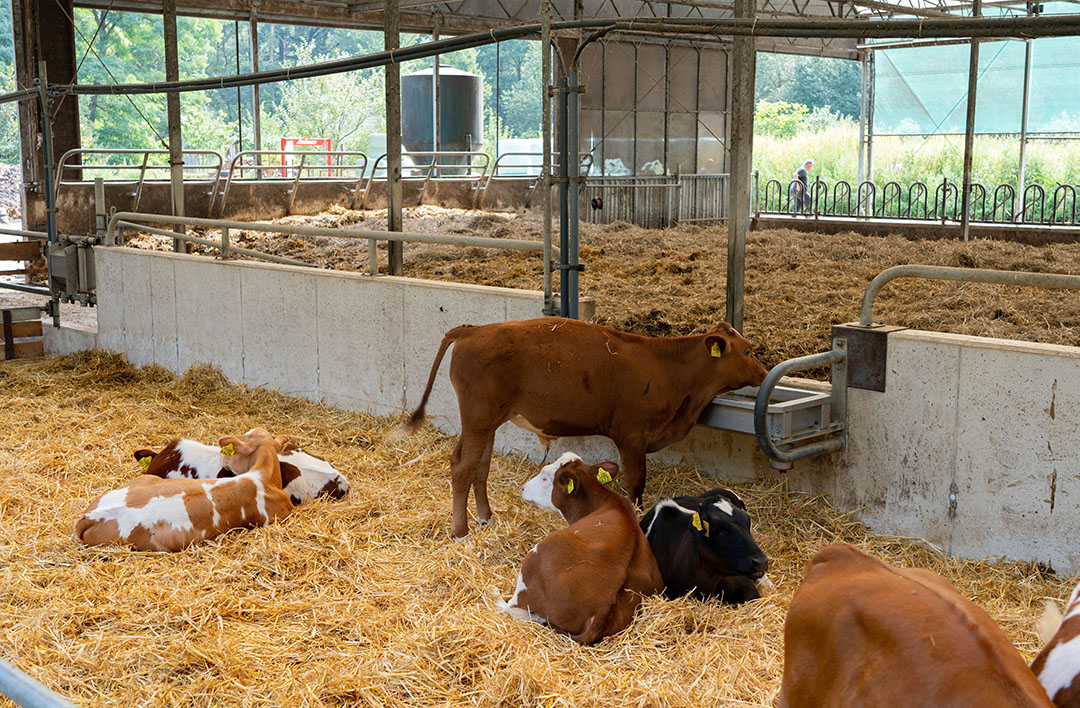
716;487;748;511
596;461;619;484
705;335;726;358
218;436;255;456
132;449;156;462
556;468;579;495
274;435;290;450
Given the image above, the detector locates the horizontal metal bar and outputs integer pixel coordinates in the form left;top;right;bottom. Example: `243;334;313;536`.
860;264;1080;326
0;87;42;105
41;15;1080;99
113;221;317;268
0;282;50;296
755;350;846;463
0;227;48;241
0;659;75;708
108;213;556;257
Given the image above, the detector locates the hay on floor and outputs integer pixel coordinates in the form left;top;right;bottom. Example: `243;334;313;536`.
0;352;1071;707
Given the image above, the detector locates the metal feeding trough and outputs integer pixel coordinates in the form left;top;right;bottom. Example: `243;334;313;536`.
698;384;839;445
695;342;849;467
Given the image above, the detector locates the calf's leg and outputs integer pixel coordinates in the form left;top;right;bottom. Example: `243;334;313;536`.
472;435;496;524
615;442;649;506
449;429;496;539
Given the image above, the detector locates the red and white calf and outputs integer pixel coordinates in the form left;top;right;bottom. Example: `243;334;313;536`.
498;453;663;645
77;429;293;552
133;438;349;504
1032;581;1080;707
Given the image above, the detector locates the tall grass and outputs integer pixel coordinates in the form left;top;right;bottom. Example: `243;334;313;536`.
754;118;1080;198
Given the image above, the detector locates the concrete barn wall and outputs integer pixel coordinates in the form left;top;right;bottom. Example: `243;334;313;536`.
81;247;1080;572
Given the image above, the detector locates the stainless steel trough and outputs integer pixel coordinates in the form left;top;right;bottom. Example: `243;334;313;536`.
698;384;839;446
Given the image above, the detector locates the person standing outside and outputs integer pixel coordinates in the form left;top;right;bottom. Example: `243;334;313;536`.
790;159;814;213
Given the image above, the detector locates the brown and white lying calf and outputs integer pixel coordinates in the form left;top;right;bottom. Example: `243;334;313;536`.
780;544;1052;708
498;453;663;645
133;438;349;504
76;429;294;552
1032;580;1080;706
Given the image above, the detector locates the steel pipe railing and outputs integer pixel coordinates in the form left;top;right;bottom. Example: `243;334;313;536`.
754;348;846;463
106;213;558;302
0;658;76;708
215;150;370;215
859;264;1080;326
54;148;223;211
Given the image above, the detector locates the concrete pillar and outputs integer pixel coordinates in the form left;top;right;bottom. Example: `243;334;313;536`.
12;0;81;231
385;0;403;275
725;0;756;332
960;0;981;242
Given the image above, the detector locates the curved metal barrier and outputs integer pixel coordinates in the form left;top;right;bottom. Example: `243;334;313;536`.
753;347;847;463
0;658;75;708
55;148;223;211
215;150;369;215
859;264;1080;326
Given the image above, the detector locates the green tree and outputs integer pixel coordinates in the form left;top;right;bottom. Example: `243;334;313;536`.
755;100;811;138
756;52;862;118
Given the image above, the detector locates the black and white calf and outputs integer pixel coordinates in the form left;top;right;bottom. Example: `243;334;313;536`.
639;487;768;604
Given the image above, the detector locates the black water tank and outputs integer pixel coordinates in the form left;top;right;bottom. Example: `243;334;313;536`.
401;67;484;155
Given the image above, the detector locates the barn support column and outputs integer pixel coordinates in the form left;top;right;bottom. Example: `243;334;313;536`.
432;12;441;170
541;1;555;315
1016;31;1033;220
12;0;81;231
163;0;186;252
725;0;756;332
249;1;262;163
959;0;981;242
385;0;403;275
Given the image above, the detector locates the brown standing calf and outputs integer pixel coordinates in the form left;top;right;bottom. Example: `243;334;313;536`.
408;316;769;538
1031;580;1080;706
780;544;1053;708
498;452;664;645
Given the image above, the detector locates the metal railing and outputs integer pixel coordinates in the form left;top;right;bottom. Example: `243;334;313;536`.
859;264;1080;326
758;175;1080;227
106;212;560;306
475;153;593;209
0;658;76;708
678;174;729;223
55;148;223;211
582;175;683;229
754;343;847;463
215;150;370;215
361;151;490;208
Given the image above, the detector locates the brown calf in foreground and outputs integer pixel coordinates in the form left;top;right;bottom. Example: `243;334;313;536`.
498;453;663;645
780;544;1053;708
408;316;769;538
76;429;293;552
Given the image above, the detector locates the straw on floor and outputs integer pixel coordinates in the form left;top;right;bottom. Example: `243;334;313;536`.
0;351;1070;707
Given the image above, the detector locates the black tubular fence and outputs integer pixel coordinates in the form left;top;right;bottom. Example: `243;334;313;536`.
758;175;1080;227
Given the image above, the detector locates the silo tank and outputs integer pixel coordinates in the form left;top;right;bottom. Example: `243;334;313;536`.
401;67;484;159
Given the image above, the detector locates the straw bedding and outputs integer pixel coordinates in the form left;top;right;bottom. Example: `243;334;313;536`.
0;351;1072;706
127;205;1080;380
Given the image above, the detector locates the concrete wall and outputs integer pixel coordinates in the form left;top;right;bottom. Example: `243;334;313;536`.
88;247;1080;572
791;329;1080;573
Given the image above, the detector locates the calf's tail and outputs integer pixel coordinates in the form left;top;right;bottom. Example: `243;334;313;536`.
403;325;473;432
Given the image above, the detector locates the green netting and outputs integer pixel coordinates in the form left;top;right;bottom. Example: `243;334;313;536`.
873;23;1080;135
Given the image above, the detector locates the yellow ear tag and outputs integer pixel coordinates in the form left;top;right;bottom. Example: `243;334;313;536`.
710;342;723;358
220;443;235;457
596;469;613;484
567;479;575;494
692;512;710;537
138;456;152;470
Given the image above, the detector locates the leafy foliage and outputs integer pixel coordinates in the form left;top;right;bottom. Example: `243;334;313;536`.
756;52;862;118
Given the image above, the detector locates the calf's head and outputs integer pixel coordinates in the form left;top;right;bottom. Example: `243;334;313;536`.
689;488;768;578
703;322;769;390
521;452;620;524
217;428;289;475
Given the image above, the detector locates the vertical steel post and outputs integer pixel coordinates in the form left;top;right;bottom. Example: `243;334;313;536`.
163;0;185;253
857;49;868;213
385;0;403;275
221;226;230;260
541;1;554;315
725;0;755;332
235;20;243;151
960;0;981;242
567;66;581;320
496;40;501;153
249;1;261;162
432;12;440;173
558;75;569;318
36;66;59;328
94;177;105;239
1016;36;1033;221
